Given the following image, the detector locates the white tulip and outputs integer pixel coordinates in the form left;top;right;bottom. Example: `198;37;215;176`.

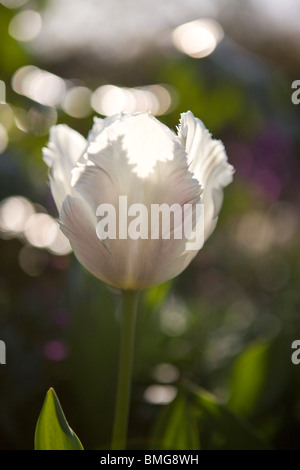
43;111;234;289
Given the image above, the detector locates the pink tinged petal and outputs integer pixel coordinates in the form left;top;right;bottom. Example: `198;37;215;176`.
178;111;234;240
42;125;87;210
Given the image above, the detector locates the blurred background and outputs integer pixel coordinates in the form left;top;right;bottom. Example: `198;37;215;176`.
0;0;300;450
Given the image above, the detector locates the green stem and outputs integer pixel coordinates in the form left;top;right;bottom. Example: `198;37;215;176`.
111;290;139;450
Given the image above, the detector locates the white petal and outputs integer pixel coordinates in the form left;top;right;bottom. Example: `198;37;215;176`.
43;125;87;210
73;135;201;222
72;137;137;213
59;195;116;286
178;111;234;240
69;136;202;289
87;113;179;178
87;114;122;142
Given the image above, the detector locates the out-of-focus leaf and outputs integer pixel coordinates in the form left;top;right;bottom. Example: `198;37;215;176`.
150;391;200;450
228;339;291;418
34;388;84;450
228;341;269;416
186;384;271;450
143;281;172;312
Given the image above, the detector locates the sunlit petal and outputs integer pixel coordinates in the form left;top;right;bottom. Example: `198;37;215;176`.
178;111;234;240
43;111;233;289
43;124;87;209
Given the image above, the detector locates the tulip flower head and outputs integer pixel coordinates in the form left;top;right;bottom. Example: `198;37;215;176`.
43;111;234;289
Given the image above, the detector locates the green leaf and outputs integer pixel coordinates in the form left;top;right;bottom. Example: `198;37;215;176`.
228;339;290;418
150;392;200;450
228;341;269;416
143;281;172;312
186;384;271;450
34;388;84;450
